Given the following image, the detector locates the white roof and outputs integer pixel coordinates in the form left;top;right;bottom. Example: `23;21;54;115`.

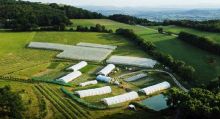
68;61;87;71
125;73;147;82
102;91;139;106
75;86;112;98
107;55;157;68
77;42;117;50
79;80;98;87
139;81;171;95
28;42;114;62
58;71;82;83
97;64;115;76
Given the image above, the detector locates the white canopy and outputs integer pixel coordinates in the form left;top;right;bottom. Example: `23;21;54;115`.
125;73;147;82
102;91;139;106
75;86;112;98
79;80;98;87
68;61;87;71
139;81;171;95
58;71;82;83
97;64;115;76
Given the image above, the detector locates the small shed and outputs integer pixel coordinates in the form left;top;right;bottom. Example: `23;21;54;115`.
96;75;112;83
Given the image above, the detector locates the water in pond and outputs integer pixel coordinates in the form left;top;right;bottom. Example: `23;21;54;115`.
140;94;168;111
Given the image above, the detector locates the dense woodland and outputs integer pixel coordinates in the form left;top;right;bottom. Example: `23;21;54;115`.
164;20;220;33
0;0;105;31
76;24;113;33
178;32;220;56
166;85;220;119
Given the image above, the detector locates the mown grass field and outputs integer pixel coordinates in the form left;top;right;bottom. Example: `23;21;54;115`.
149;25;220;42
72;19;220;84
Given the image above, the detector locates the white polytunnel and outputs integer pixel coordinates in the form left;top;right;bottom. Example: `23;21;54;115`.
68;61;88;71
57;71;82;83
97;64;115;76
75;86;112;98
102;91;139;106
96;75;112;83
79;80;98;87
139;81;171;95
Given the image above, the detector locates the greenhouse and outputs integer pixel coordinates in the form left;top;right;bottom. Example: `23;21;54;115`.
107;55;157;68
68;61;88;71
57;71;82;83
102;91;139;106
139;81;171;95
96;75;112;83
125;73;147;82
97;64;115;76
75;86;112;98
79;80;98;87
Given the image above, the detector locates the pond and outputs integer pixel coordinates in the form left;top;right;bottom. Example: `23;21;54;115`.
140;94;168;111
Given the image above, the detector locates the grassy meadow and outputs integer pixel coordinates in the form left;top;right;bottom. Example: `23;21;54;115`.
149;25;220;42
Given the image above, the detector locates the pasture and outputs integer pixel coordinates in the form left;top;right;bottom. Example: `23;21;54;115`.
149;25;220;42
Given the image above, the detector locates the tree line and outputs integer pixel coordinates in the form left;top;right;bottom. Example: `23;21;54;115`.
0;0;105;31
178;32;220;56
115;28;195;81
76;24;113;33
164;20;220;33
109;14;161;26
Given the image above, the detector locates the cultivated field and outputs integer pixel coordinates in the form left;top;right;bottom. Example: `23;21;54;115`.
72;19;220;84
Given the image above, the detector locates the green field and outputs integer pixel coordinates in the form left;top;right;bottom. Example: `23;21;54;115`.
72;19;220;84
1;19;220;118
0;29;164;118
149;25;220;42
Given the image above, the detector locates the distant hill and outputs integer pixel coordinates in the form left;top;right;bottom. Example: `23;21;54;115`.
81;6;220;22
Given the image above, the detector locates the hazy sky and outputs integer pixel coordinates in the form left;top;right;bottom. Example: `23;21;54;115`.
26;0;220;8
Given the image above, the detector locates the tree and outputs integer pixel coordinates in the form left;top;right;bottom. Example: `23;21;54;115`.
158;27;163;34
0;85;25;119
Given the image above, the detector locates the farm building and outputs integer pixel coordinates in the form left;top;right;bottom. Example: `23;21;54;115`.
102;91;139;106
107;55;157;68
97;64;115;76
96;75;112;83
68;61;87;71
79;80;98;87
75;86;112;98
125;73;147;82
57;71;82;83
139;81;171;95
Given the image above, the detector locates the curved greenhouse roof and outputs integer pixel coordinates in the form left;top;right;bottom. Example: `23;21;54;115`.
139;81;171;95
102;91;139;106
58;71;82;83
97;64;115;76
68;61;87;71
75;86;112;98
